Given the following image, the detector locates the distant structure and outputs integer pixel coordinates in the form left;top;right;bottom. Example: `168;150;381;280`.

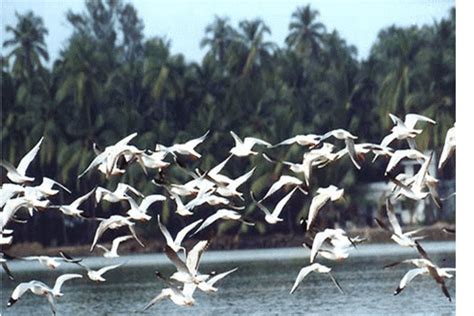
358;152;455;227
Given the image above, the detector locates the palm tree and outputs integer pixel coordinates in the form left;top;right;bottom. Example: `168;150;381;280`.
237;18;276;76
200;16;237;64
3;11;49;80
285;5;326;59
55;34;106;139
373;26;426;129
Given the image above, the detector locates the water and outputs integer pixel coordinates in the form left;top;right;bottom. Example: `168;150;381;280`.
0;241;455;315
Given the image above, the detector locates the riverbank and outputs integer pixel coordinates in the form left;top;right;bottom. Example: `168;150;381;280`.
5;221;455;258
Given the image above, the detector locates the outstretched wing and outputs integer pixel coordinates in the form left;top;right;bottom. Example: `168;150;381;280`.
71;188;95;209
97;263;123;276
290;264;315;294
52;273;82;294
186;240;210;275
17;137;44;175
306;194;330;231
175;219;203;246
404;114;436;129
272;187;297;218
394;268;427;295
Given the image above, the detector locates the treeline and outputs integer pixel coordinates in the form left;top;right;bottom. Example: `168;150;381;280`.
1;1;455;246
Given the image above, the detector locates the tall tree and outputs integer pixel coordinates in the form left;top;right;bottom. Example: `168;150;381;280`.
285;5;326;59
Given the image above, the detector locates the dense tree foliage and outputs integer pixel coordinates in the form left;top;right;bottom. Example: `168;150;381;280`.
1;1;455;246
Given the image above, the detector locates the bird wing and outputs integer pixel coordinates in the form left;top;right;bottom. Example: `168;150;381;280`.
328;272;345;294
207;267;238;287
290;264;320;294
39;177;71;194
115;132;138;147
183;130;209;149
52;274;82;295
94;187;110;203
2;262;15;280
261;175;301;202
244;137;272;148
405;114;436;129
208;155;233;177
165;245;192;275
272;187;297;218
70;188;95;209
395;268;428;295
45;292;57;315
388;113;404;126
110;235;133;254
385;199;403;236
228;167;256;190
142;290;168;311
9;281;35;301
306;194;330;231
128;224;145;247
182;283;197;298
250;191;271;217
0;160;18;174
117;183;143;197
230;131;243;146
90;220;110;252
385;151;406;174
78;151;108;179
413;153;432;189
379;133;398;151
175;219;203;246
157;215;175;246
186;240;210;275
271;136;297;147
344;138;361;169
139;194;166;211
438;126;455;169
310;230;333;263
97;263;123;276
17;137;44;175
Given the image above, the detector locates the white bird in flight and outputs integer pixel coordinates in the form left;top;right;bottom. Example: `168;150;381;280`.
192;209;254;236
156;130;210;159
96;235;134;258
251;187;297;224
438;124;455;170
320;129;361;169
290;262;344;295
309;228;354;263
7;273;82;315
95;182;143;204
126;194;167;221
258;175;307;202
271;134;321;148
306;185;344;231
379;113;436;153
229;131;272;157
90;215;144;252
385;258;455;301
157;215;203;253
375;198;426;252
20;254;81;269
142;271;196;311
52;188;95;218
82;263;123;282
0;137;44;183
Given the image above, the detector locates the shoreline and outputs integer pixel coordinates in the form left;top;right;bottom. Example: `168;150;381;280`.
4;222;455;258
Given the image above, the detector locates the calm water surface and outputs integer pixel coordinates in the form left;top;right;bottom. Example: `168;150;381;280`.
0;241;455;315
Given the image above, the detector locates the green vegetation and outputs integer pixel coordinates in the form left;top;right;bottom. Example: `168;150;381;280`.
1;1;455;247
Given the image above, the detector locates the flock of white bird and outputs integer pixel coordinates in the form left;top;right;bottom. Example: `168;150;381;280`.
0;112;456;315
